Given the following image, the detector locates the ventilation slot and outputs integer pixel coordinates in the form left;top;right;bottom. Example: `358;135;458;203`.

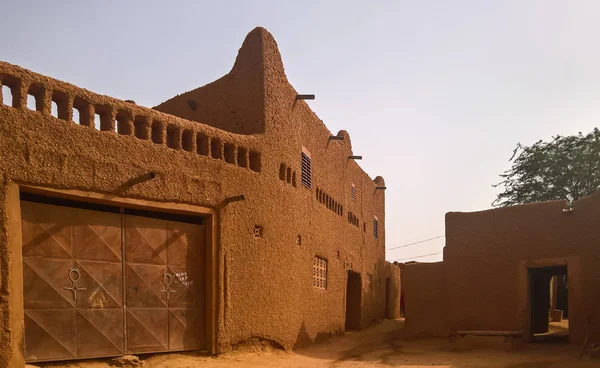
313;256;328;290
301;148;312;189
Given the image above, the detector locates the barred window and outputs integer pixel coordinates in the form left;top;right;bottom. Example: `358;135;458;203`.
301;147;312;189
313;256;327;290
373;216;379;240
365;274;372;291
351;184;356;200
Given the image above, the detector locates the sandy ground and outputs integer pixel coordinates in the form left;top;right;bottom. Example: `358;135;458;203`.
34;319;598;368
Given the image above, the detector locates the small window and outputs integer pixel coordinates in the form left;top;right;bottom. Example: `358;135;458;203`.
373;216;379;240
365;274;372;291
351;184;356;201
301;147;312;189
313;256;327;290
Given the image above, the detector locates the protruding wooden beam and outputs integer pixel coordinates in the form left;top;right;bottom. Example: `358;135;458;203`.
296;94;315;100
116;172;156;193
348;156;362;160
217;194;246;209
376;186;387;190
329;135;344;141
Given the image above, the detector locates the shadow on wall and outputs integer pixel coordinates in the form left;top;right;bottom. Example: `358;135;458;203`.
294;321;342;350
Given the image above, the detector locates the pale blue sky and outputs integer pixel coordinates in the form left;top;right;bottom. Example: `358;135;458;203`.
3;1;600;262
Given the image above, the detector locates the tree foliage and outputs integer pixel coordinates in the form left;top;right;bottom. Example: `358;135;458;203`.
493;128;600;207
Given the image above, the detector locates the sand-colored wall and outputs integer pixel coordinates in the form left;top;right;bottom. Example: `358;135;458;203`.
403;193;600;343
445;194;600;344
403;262;448;337
0;27;397;366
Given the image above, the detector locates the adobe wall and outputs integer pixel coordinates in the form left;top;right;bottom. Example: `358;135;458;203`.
0;27;394;366
403;262;448;337
445;194;600;344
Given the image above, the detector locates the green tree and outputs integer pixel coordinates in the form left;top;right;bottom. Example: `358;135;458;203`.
493;128;600;207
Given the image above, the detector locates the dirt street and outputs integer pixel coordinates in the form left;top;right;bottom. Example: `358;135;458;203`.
35;320;598;368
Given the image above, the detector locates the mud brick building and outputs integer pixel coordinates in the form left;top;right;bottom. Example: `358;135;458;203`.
403;194;600;346
0;27;400;366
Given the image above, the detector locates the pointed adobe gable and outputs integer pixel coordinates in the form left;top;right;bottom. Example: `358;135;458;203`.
153;27;287;135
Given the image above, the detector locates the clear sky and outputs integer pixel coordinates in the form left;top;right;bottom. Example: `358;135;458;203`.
3;1;600;263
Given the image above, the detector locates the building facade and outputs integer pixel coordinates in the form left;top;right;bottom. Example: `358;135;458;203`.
403;193;600;345
0;27;400;366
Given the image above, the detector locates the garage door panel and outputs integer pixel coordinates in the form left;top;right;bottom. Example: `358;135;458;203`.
76;260;123;309
125;216;167;265
24;309;77;362
126;308;168;354
168;308;205;351
77;309;124;358
22;200;207;363
167;223;204;265
23;258;75;309
74;221;122;262
168;264;205;308
126;263;168;307
21;202;73;259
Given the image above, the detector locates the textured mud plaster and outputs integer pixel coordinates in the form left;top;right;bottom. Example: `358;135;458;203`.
403;262;448;337
0;26;398;366
404;192;600;345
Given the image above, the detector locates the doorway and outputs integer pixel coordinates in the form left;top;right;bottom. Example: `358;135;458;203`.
529;265;569;343
345;271;362;331
20;192;208;363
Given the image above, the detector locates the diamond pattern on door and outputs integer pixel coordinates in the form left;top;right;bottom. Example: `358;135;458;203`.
21;201;125;363
124;214;206;354
21;200;207;363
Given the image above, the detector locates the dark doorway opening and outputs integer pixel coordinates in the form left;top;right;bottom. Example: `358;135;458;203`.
530;265;569;343
345;271;362;331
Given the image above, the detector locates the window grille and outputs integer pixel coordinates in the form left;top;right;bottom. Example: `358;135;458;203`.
373;216;379;240
351;184;356;200
301;147;312;189
313;256;327;290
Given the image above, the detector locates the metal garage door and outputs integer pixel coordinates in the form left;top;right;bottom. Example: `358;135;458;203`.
20;197;206;363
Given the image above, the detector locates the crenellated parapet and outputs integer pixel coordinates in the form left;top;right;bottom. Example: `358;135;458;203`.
0;61;262;172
